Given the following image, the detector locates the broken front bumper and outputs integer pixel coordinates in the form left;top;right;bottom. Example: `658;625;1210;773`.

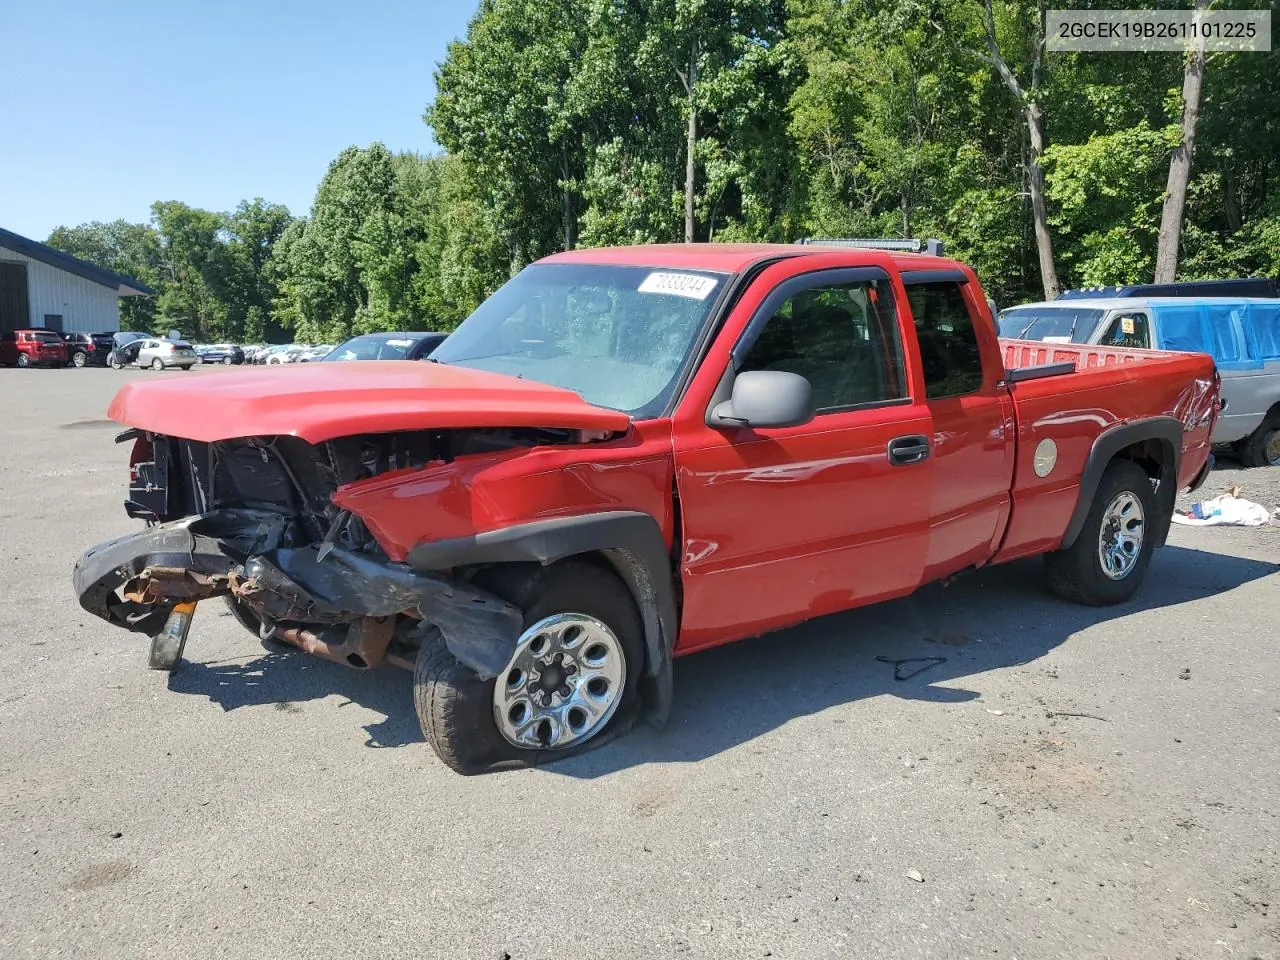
73;510;525;678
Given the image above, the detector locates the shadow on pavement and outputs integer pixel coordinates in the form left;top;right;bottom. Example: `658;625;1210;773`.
166;545;1277;768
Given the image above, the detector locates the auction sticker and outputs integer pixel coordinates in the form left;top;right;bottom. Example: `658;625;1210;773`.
638;272;718;300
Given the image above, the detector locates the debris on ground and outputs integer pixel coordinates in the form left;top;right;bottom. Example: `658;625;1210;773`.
876;655;947;681
906;870;925;883
1172;493;1278;527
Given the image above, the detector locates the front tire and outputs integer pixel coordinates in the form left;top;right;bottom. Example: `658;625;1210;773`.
414;561;644;774
1236;412;1280;468
150;358;164;371
71;351;86;368
16;354;29;368
1045;460;1157;606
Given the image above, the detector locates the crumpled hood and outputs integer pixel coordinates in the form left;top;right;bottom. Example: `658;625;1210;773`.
106;360;630;443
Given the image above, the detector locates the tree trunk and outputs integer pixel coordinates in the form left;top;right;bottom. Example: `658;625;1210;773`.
1025;103;1060;300
684;38;699;244
561;148;574;251
1154;0;1209;283
1221;155;1242;234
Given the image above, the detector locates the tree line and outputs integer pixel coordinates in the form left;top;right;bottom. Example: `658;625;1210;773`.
47;0;1280;343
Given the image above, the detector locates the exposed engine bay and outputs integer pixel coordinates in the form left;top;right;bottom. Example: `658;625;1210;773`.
74;426;601;677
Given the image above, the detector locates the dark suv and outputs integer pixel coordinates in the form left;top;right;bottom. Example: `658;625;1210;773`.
61;332;118;367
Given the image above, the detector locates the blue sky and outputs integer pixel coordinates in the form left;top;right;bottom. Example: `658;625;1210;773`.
0;0;478;240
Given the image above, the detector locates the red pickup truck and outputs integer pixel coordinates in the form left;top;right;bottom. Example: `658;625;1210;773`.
73;244;1219;773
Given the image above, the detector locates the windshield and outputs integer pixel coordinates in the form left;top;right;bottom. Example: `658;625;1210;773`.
430;263;727;417
997;306;1103;343
325;335;420;361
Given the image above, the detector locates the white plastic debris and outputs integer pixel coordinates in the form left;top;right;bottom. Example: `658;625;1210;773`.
1171;493;1278;527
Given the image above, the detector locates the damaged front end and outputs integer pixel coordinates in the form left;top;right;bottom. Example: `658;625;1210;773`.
73;427;581;676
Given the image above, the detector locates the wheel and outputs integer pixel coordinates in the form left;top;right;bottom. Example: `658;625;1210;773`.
1045;460;1157;606
71;351;86;368
1235;412;1280;468
109;354;121;369
16;354;29;368
150;358;164;371
223;356;233;365
414;561;644;774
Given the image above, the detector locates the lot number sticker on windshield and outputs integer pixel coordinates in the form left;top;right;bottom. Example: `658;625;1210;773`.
638;272;718;300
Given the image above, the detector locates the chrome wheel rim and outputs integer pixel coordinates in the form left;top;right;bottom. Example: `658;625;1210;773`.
493;613;625;751
1098;491;1145;580
1265;429;1280;467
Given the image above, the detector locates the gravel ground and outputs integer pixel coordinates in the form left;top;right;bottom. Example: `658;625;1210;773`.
1;367;1278;960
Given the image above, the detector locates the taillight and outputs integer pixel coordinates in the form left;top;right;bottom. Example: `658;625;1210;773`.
128;436;154;483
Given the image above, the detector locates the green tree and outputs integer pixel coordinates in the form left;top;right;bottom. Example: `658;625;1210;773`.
45;220;163;330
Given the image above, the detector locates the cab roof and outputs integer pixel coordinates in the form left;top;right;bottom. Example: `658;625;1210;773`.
541;243;957;275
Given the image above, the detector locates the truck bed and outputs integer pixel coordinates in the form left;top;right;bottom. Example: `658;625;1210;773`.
992;338;1220;564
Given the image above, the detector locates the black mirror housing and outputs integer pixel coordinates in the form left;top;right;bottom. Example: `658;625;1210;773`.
711;370;815;429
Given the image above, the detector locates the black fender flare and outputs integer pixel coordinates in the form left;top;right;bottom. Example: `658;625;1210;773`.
406;511;678;728
1061;417;1182;551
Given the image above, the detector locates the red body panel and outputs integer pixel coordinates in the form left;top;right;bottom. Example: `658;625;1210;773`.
993;340;1218;563
106;360;631;443
332;420;676;563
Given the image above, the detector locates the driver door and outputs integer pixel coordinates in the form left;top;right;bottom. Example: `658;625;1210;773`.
671;266;934;653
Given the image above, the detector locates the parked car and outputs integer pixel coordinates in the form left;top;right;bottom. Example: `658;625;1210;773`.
321;331;448;361
135;338;198;371
74;243;1219;774
60;332;117;367
197;343;245;365
1057;277;1278;300
107;332;149;369
296;344;334;362
999;296;1280;466
0;328;69;367
260;344;304;364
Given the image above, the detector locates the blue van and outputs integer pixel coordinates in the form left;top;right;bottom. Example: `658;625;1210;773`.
997;296;1280;467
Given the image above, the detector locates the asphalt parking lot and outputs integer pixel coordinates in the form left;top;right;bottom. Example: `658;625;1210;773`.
1;366;1278;960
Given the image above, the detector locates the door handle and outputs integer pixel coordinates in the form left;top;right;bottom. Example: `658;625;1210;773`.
887;435;930;466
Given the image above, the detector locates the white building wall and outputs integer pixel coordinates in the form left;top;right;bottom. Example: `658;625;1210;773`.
0;244;121;332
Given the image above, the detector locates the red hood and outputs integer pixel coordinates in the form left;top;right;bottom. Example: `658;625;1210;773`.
106;361;630;443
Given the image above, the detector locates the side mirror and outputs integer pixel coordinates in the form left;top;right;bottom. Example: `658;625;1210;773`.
711;370;815;429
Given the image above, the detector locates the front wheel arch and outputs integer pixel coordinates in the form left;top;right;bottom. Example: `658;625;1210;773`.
406;511;678;728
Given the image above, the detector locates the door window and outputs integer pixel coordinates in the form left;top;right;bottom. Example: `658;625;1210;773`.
738;278;906;411
1099;312;1151;349
904;282;984;398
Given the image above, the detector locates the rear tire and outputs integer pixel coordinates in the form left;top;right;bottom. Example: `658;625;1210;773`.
414;561;644;774
1045;460;1158;606
1236;412;1280;468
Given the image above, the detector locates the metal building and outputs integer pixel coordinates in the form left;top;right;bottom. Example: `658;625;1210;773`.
0;227;154;334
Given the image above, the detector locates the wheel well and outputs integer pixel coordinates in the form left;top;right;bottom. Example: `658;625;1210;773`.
1113;438;1169;483
1111;437;1177;546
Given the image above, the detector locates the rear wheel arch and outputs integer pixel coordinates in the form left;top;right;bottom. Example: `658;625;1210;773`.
406;511;678;728
1061;418;1181;551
